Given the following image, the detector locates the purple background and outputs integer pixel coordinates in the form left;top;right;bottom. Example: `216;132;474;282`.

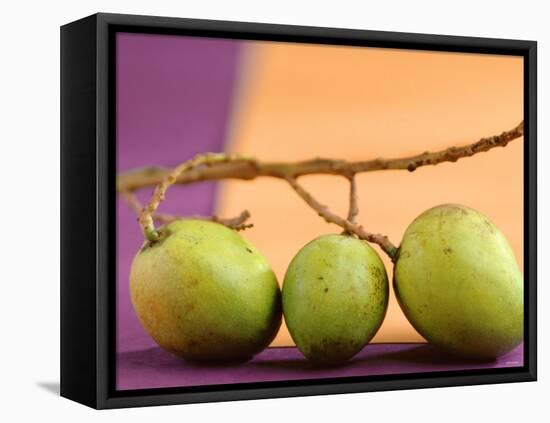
116;33;241;356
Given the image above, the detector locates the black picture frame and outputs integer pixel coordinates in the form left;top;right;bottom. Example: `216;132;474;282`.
60;12;537;409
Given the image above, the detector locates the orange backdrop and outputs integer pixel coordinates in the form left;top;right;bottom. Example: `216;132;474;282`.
216;42;523;346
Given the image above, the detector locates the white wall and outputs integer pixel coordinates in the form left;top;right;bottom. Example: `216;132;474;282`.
1;0;547;421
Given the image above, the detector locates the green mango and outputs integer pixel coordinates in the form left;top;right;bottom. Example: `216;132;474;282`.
282;234;389;365
394;204;523;359
130;219;282;362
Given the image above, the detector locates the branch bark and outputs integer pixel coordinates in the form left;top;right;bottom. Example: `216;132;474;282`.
117;121;524;192
137;153;254;241
154;210;253;231
346;175;359;224
120;190;253;231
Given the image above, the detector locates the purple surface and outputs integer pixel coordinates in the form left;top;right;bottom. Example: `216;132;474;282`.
117;343;524;390
116;33;241;359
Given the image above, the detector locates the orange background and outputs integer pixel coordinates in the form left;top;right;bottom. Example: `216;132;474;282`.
216;42;524;346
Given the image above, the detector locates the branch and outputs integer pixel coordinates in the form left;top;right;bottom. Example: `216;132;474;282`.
154;210;253;231
117;121;524;192
120;185;253;235
138;153;254;241
119;121;521;256
119;191;143;217
285;177;399;261
347;175;359;224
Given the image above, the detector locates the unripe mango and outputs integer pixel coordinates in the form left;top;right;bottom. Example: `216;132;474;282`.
130;219;282;362
394;204;523;359
283;234;389;365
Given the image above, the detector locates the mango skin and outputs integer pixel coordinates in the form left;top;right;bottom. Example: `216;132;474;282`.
282;235;389;365
394;204;523;359
130;219;282;362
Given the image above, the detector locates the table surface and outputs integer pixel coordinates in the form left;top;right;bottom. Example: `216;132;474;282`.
116;342;523;391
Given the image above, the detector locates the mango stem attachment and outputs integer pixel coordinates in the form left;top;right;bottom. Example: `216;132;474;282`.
138;153;256;241
285;176;399;261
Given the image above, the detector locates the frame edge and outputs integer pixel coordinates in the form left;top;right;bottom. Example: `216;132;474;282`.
81;12;538;409
60;13;100;409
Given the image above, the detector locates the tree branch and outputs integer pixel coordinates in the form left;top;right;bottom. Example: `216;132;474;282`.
285;176;399;261
119;191;143;217
119;121;521;257
154;210;253;231
120;190;253;231
347;175;359;224
138;153;254;241
117;121;523;192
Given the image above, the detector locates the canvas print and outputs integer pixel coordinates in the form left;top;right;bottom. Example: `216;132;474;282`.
115;32;524;391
